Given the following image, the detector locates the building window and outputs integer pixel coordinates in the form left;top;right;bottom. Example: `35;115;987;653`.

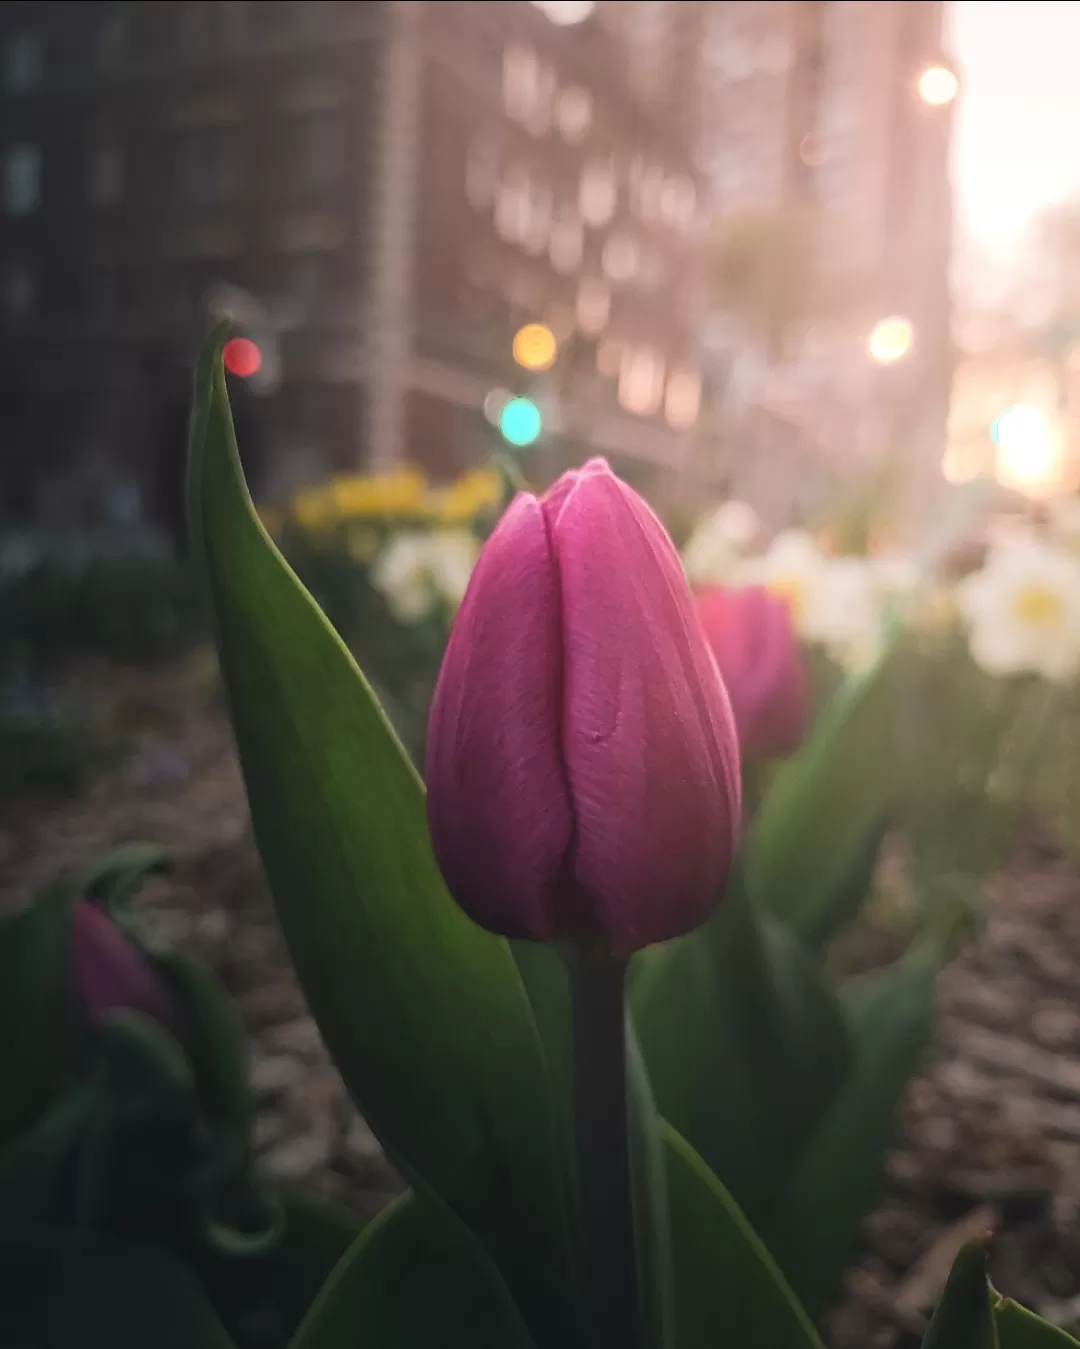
619;346;665;416
87;266;119;324
181;2;248;52
576;277;610;336
4;31;42;94
602;232;641;284
3;145;41;216
172;128;243;205
88;140;125;208
97;9;130;71
665;369;702;428
286;112;344;193
555;86;592;143
549;209;584;274
2;262;35;321
579;159;617;227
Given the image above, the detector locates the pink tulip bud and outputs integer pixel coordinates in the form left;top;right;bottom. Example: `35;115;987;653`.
426;458;742;953
71;901;181;1035
696;585;807;760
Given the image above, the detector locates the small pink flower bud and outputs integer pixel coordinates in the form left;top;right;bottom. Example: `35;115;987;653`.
71;901;180;1035
696;585;807;760
426;459;742;953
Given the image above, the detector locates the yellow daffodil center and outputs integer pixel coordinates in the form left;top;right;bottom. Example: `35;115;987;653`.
1013;584;1065;628
767;576;806;627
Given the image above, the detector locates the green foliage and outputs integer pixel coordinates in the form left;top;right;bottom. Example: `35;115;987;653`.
633;882;851;1239
0;546;202;666
188;325;580;1347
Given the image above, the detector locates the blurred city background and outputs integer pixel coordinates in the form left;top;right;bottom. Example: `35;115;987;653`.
9;6;1080;1346
0;0;962;537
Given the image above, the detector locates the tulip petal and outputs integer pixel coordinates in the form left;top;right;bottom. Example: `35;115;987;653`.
426;494;572;941
550;470;741;951
72;902;179;1033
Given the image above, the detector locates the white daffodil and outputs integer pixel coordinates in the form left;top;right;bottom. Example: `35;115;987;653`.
427;530;480;608
371;531;437;624
804;557;887;672
711;500;761;550
682;500;762;585
956;539;1080;682
731;529;827;631
870;555;920;598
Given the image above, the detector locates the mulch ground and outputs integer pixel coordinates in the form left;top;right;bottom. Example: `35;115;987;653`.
4;657;1080;1346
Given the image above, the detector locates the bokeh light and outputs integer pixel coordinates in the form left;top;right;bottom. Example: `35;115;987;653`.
512;322;558;372
531;0;596;25
499;397;543;447
992;404;1063;496
223;336;263;378
867;316;914;364
917;64;960;107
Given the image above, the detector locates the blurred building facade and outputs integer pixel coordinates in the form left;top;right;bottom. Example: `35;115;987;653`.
614;0;958;527
0;0;707;525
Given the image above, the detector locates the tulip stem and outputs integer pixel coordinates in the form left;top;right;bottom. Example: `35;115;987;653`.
568;953;643;1349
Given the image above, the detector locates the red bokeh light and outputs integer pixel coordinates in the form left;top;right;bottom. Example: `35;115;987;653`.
223;336;262;378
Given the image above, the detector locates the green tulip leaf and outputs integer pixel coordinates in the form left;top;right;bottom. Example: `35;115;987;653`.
663;1122;824;1349
996;1300;1080;1349
633;880;850;1235
746;638;900;944
288;1190;535;1349
78;843;171;925
267;1188;368;1342
774;936;943;1320
922;1239;997;1349
154;950;255;1147
0;880;81;1150
0;1220;237;1349
187;327;578;1346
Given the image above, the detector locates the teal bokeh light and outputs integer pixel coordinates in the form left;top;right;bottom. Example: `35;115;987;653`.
499;397;542;447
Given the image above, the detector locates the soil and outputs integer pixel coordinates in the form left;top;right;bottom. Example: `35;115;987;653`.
4;656;1080;1346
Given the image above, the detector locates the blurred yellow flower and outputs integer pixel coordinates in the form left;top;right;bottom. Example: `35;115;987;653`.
425;470;503;523
330;468;427;518
293;488;336;532
346;528;381;564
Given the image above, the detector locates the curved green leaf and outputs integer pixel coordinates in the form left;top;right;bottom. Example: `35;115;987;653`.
923;1238;996;1349
0;1220;237;1349
289;1191;534;1349
997;1301;1080;1349
268;1189;367;1341
663;1123;823;1349
633;881;849;1235
746;640;900;942
774;938;942;1320
187;328;578;1346
0;881;80;1149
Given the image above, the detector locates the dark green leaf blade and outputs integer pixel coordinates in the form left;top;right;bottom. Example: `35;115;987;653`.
922;1238;997;1349
267;1188;367;1341
633;881;850;1235
746;640;900;944
996;1301;1080;1349
663;1122;823;1349
0;882;80;1149
187;328;577;1345
774;937;943;1320
0;1221;237;1349
289;1191;535;1349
